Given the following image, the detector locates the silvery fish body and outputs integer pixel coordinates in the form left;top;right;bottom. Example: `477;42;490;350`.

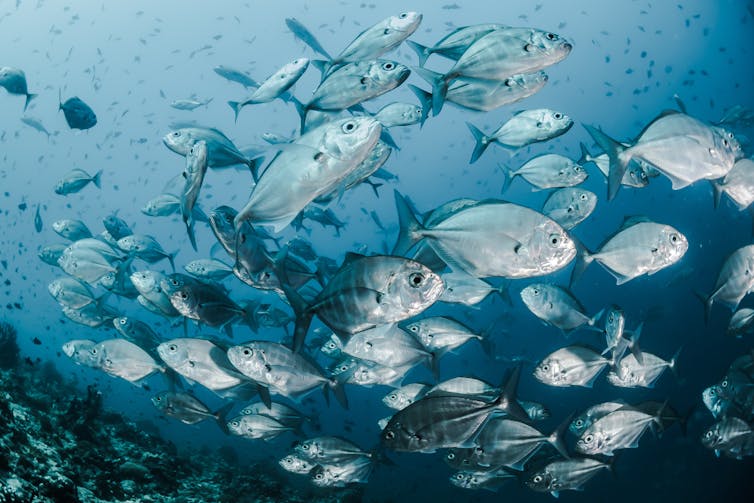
227;414;294;440
542;188;597;230
526;458;610;497
62;339;99;368
180;140;209;250
450;468;515;492
342;323;431;368
439;271;505;306
570;401;627;436
510;154;587;190
382;383;430;410
408;24;507;64
373;102;424;128
607;351;676;388
90;339;162;383
584;219;688;285
235;117;381;232
701;417;754;459
404;316;482;354
727;308;754;338
162;127;253;169
705;245;754;313
576;408;658;456
157;338;247;393
0;66;36;110
52;219;92;241
534;346;609;387
520;284;596;332
54;169;102;195
328;12;422;66
714;158;754;210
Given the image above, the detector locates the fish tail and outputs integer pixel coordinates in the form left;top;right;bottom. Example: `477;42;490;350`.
711;180;724;209
406;40;430;67
548;414;573;460
587;308;605;327
583;124;627;201
239;299;259;333
289;95;308;133
494;280;512;305
668;345;683;377
380;129;400;150
423;351;440;381
228;101;243;123
272;248;313;353
497;163;513;194
392;189;425;256
327;374;349;409
24;92;37;111
167;250;178;272
192;205;209;223
569;235;594;287
311;59;330;78
494;365;528;422
412;66;447;116
577;141;591;166
466;122;491;164
364;179;383;199
91;169;103;189
693;289;714;325
213;402;235;435
408;84;432;127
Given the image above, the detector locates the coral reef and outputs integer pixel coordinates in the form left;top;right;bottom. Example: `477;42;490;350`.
0;321;19;369
0;360;361;502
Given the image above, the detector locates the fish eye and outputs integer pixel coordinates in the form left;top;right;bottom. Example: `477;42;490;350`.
155;396;162;402
554;112;563;119
721;380;728;388
455;473;464;480
90;348;98;355
383;28;390;35
119;318;127;325
242;348;252;356
408;272;425;287
723;138;729;148
542;364;549;371
575;419;583;426
389;393;397;400
231;420;239;427
409;325;418;332
384;430;395;440
168;344;177;352
474;446;484;454
447;452;455;460
549;234;560;246
584;434;593;443
546;33;557;40
180;292;188;300
532;288;540;295
574;165;582;172
302;443;310;450
580;193;587;201
172;131;180;137
382;62;395;71
342;121;356;133
533;475;543;483
399;12;408;18
670;233;679;243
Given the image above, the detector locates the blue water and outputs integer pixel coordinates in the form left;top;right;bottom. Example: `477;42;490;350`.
1;0;754;501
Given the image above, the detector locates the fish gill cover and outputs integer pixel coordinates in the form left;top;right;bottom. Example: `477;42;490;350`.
0;0;754;502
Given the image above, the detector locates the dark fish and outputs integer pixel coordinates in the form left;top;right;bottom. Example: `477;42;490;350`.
285;17;333;59
59;93;97;130
0;66;37;110
213;65;260;88
34;204;42;232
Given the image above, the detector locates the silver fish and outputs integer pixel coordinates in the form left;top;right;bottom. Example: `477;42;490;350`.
278;454;316;474
542;188;597;230
170;97;213;110
575;406;661;456
407;23;507;65
506;154;587;190
213;65;259;88
534;346;609;387
117;234;175;270
310;456;374;487
382;383;430;410
112;317;161;350
180;140;209;251
62;339;99;368
607;350;679;388
21;116;50;138
151;391;232;431
52;219;92;241
520;284;601;333
404;316;485;355
373;102;424;128
342;323;432;369
449;468;515;492
467;108;573;163
701;244;754;320
585;111;742;200
183;259;233;281
227;414;295;441
228;58;309;120
439;271;507;306
579;217;688;285
702;417;754;459
163;127;256;174
395;191;576;279
48;277;97;309
579;142;653;189
570;401;627;436
713;158;754;210
89;339;163;383
727;308;754;338
526;458;610;497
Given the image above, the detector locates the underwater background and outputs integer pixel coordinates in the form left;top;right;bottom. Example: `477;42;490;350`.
1;0;754;501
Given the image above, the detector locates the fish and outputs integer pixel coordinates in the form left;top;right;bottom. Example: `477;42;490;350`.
141;193;207;223
59;93;97;130
213;65;260;88
526;458;611;497
170;97;213;110
407;24;507;65
62;339;100;368
0;66;37;110
713;158;754;210
89;339;164;384
235;117;381;232
168;282;251;334
417;27;572;114
239;401;309;428
702;417;754;459
54;169;103;195
576;404;666;456
180;140;209;251
48;277;98;309
503;153;587;191
38;244;68;266
296;59;410;119
699;244;754;321
278;252;444;353
163;127;257;176
310;456;374;487
576;217;688;285
542;188;597;230
381;367;528;452
157;338;259;400
394;191;576;279
151;391;233;433
294;436;370;465
228;58;309;121
585;111;742;200
227;414;297;440
341;323;433;369
439;271;508;306
278;454;317;474
578;142;653;189
382;383;431;410
227;340;347;407
34;204;42;232
20;116;51;138
117;234;176;271
52;219;93;241
183;259;233;281
607;349;679;388
467;108;573;162
520;284;602;333
404;316;486;356
285;17;333;59
727;308;754;338
449;468;515;492
534;346;610;387
373;102;425;128
411;71;549;114
570;401;627;437
112;317;162;350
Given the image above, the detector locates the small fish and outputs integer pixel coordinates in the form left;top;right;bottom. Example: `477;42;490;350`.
184;259;233;281
228;58;309;121
213;65;259;88
20;116;51;138
170;97;213;110
0;66;37;110
520;284;601;333
33;204;42;232
59;93;97;130
54;169;103;195
727;308;754;338
526;458;610;497
713;158;754;211
542;188;597;230
503;154;587;191
180;140;209;251
534;346;610;387
52;219;92;241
